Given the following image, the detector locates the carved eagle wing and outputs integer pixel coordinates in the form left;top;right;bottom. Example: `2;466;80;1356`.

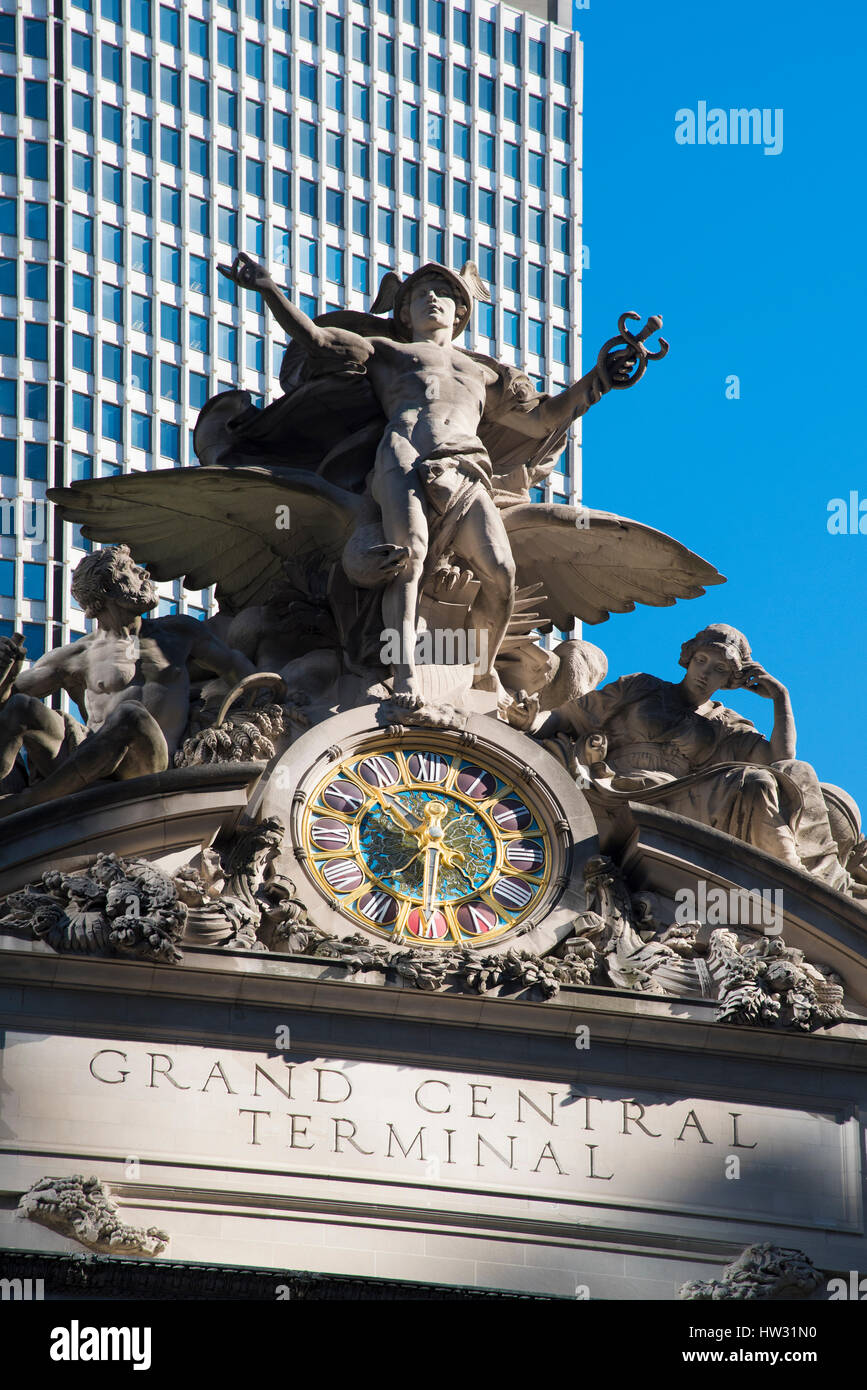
500;502;726;628
48;466;362;614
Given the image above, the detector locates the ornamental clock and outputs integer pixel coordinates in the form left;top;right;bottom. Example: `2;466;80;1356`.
260;716;594;953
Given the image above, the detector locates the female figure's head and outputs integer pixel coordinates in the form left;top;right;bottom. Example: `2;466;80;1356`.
678;623;751;704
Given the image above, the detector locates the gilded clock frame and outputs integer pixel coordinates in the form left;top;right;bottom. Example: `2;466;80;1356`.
253;708;597;958
299;736;554;946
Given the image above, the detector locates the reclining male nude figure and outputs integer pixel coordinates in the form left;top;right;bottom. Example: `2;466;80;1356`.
0;544;254;812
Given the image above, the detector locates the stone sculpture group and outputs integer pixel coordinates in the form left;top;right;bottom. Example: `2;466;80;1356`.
1;255;864;1011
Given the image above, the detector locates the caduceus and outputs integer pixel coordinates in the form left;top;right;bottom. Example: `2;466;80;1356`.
596;311;670;391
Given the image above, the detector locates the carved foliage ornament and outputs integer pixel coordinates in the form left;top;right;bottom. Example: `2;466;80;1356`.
17;1175;168;1258
679;1243;824;1301
0;854;186;963
0;835;847;1029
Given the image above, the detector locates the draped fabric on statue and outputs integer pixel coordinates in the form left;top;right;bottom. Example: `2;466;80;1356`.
543;674;851;891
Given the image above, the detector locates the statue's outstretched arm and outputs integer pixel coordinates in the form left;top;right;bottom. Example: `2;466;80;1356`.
490;355;636;440
219;252;372;361
488;314;670;439
3;640;70;702
532;368;608;432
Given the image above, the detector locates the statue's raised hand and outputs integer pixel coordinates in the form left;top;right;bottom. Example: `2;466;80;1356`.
738;662;788;701
218;251;272;292
0;632;25;679
599;346;638;390
501;691;540;731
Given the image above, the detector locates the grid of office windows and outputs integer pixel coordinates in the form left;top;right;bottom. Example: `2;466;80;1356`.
3;0;582;662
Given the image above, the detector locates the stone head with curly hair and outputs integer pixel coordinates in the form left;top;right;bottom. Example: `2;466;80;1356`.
70;545;158;620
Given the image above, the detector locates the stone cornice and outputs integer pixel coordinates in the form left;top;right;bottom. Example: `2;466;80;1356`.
2;935;867;1095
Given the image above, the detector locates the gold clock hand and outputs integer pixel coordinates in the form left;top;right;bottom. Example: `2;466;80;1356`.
421;843;443;925
374;790;423;836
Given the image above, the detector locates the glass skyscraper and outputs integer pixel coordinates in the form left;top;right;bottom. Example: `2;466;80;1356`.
1;0;582;673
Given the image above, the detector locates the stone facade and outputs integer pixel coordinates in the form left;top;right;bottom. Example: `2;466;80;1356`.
2;782;866;1300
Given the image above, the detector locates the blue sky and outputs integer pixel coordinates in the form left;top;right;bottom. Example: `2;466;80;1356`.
574;0;867;810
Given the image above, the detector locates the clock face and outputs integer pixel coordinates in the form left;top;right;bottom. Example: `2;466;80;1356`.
300;741;553;946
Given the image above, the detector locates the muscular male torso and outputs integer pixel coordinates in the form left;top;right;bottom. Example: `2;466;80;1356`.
59;619;200;749
365;338;499;462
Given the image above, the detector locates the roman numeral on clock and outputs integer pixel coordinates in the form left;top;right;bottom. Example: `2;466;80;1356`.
310;818;351;850
491;797;532;831
358;756;399;787
492;877;534;910
321;859;364;892
457;901;498;935
322;780;365;814
456;765;497;799
358;889;398;924
506;840;545;872
408;752;449;783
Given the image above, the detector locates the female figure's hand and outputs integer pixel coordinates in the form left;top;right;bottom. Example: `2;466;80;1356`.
738;662;789;701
